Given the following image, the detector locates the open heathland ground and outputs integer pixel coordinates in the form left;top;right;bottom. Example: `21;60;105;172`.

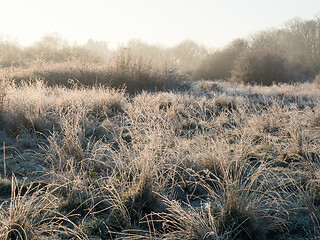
1;77;320;239
1;17;320;238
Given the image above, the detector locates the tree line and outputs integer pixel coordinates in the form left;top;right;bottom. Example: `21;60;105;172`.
1;16;320;85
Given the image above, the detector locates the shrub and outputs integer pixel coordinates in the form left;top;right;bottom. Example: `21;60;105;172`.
171;39;208;74
231;48;289;85
0;41;24;67
0;79;7;107
314;74;320;85
193;39;248;80
4;50;188;94
108;47;189;93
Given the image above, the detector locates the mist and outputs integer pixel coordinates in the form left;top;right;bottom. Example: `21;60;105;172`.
1;16;320;87
2;8;320;239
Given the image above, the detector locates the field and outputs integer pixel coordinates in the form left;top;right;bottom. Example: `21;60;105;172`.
1;72;320;239
1;24;320;239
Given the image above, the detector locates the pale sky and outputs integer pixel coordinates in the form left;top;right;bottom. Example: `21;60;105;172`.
1;0;319;49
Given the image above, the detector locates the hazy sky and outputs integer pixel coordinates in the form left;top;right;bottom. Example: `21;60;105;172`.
1;0;319;49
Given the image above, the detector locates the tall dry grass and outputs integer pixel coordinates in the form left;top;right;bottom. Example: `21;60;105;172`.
0;79;320;239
